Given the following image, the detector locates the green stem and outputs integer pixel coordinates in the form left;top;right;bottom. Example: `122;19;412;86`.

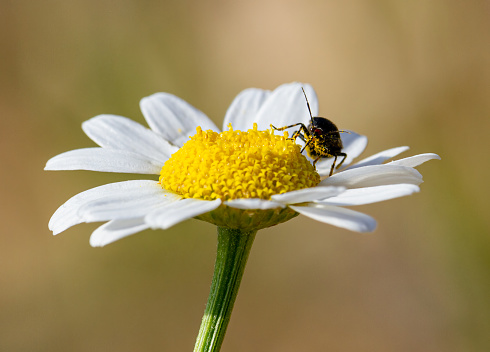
193;227;257;352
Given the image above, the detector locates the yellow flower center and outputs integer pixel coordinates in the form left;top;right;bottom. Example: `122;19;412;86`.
159;123;320;201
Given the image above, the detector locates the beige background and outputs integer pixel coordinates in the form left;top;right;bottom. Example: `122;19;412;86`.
1;0;489;351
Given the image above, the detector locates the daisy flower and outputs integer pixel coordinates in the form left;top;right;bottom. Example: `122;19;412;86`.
45;82;439;351
46;82;438;246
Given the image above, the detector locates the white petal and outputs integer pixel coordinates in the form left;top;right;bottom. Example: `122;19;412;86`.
82;114;178;163
388;153;441;168
224;198;284;209
223;88;271;131
146;198;221;229
271;186;345;204
289;204;377;232
254;82;318;132
140;92;220;147
317;184;420;206
315;131;368;176
89;218;150;247
79;187;181;222
347;146;410;169
48;180;159;235
45;148;163;174
319;164;423;188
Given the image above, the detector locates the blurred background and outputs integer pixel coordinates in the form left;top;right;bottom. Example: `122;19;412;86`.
1;0;489;351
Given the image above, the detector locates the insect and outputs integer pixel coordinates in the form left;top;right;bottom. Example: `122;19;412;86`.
271;87;348;176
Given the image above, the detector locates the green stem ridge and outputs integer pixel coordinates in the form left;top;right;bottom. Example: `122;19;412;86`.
193;227;257;352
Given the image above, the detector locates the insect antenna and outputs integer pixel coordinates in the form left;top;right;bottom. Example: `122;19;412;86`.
325;130;351;135
301;87;315;124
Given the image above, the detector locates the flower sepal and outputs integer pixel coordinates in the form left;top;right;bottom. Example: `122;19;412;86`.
195;203;299;231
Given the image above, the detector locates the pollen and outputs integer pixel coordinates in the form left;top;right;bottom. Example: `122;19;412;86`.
159;123;320;201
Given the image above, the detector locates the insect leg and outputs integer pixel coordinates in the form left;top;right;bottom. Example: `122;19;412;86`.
300;134;313;153
271;123;313;155
294;131;307;143
313;156;322;167
294;125;312;153
329;155;338;176
335;152;347;170
270;123;306;132
271;123;308;142
292;123;309;140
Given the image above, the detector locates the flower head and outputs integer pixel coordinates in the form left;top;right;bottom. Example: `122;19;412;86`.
46;82;440;246
160;124;320;201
